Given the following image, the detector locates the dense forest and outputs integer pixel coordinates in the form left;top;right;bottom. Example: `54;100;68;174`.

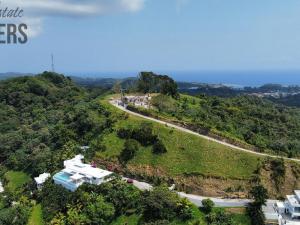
136;72;178;98
149;93;300;156
0;72;115;176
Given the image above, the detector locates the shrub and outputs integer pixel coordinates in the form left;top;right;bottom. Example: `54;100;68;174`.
152;139;167;154
176;198;193;220
201;199;214;214
120;139;139;162
142;186;179;222
117;128;133;139
205;210;233;225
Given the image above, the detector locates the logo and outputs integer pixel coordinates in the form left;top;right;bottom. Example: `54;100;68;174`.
0;1;28;44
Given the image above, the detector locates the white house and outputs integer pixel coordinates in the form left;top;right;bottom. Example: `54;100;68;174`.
34;173;51;189
53;155;113;192
275;190;300;224
284;190;300;219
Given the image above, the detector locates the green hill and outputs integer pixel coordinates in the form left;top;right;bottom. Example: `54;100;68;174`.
133;93;300;158
0;72;113;176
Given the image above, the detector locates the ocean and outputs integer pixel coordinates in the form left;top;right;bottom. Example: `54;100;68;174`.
71;70;300;87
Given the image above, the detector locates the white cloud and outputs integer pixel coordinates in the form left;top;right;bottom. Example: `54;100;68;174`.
1;0;145;37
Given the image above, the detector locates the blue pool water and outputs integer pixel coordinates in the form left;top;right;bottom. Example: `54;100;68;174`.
54;172;71;182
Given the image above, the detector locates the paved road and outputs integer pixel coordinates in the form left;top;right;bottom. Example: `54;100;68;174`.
110;100;300;163
122;177;278;220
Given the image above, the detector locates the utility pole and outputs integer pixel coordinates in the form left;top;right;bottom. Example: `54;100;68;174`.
51;54;55;72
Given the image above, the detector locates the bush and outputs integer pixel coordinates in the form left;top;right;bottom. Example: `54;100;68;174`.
117;128;133;139
205;210;233;225
201;199;214;214
247;203;265;225
176;198;193;220
142;186;179;222
132;122;158;146
152;139;167;154
120;139;139;162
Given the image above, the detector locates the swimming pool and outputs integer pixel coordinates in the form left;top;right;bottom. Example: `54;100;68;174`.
53;172;79;191
53;172;71;182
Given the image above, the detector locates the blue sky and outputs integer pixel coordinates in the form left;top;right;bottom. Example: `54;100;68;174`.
2;0;300;75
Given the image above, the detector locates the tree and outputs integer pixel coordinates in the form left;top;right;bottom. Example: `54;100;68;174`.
85;196;115;225
177;198;193;220
113;82;121;94
136;72;178;98
142;186;179;222
247;185;268;225
66;205;87;225
201;199;214;214
152;139;167;154
250;185;268;206
246;203;265;225
39;181;72;222
120;139;139;162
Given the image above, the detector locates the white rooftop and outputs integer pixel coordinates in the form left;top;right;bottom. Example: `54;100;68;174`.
287;195;300;207
63;155;112;179
0;181;4;193
276;201;285;209
34;173;51;185
295;190;300;199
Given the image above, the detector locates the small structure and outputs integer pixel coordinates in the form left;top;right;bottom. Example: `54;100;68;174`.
0;181;4;193
80;146;90;151
34;173;51;190
275;190;300;224
53;155;113;192
123;95;152;109
285;190;300;219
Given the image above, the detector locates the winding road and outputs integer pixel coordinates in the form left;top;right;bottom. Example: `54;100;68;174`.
111;100;281;220
121;177;278;220
110;100;300;163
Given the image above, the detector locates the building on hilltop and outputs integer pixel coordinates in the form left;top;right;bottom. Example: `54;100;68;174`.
53;155;114;192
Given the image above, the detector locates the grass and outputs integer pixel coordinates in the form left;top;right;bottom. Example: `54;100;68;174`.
98;99;263;180
28;204;44;225
231;214;252;225
4;171;30;192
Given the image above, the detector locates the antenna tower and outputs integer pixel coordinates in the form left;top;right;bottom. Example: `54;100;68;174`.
51;54;55;72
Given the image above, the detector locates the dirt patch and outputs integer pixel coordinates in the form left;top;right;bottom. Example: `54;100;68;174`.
225;208;246;214
95;156;300;199
259;160;300;199
173;175;249;198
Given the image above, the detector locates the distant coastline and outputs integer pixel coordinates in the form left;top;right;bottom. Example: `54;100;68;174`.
69;70;300;87
2;70;300;87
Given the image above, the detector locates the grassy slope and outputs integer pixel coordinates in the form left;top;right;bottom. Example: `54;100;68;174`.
28;204;44;225
98;98;262;180
4;171;30;192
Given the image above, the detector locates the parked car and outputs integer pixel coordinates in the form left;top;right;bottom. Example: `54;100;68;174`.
127;179;134;184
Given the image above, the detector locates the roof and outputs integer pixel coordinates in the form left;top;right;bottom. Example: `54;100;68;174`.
276;201;285;208
295;190;300;198
287;195;300;207
70;173;84;180
63;155;113;179
34;173;51;184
